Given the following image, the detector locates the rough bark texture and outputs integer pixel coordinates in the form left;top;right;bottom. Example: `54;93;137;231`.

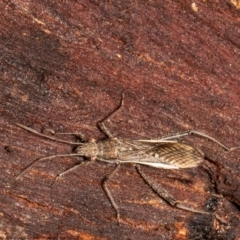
0;1;240;239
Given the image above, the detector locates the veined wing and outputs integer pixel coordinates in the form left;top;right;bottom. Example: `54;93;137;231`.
118;142;204;169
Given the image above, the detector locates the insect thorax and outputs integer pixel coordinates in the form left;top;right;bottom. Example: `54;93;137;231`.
75;138;121;159
96;138;121;159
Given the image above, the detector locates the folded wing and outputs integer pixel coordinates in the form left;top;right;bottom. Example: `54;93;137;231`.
118;142;204;169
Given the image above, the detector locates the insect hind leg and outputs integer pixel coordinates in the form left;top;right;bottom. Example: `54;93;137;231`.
136;165;210;215
162;130;239;151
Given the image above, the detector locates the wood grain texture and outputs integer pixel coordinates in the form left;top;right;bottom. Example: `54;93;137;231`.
0;0;240;239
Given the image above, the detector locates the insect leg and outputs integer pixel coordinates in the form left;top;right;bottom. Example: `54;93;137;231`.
162;130;239;151
52;160;93;186
55;132;88;142
43;127;88;142
102;163;121;224
15;153;85;180
98;122;115;138
97;93;124;138
136;165;210;215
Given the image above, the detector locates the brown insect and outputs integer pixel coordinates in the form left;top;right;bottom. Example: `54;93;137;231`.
14;95;239;223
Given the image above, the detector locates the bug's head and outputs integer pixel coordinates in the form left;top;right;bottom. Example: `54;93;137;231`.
75;142;98;158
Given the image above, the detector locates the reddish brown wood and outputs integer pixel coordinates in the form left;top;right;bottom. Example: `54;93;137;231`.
0;0;240;239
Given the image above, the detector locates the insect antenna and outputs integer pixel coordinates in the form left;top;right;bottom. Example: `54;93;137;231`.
14;122;84;145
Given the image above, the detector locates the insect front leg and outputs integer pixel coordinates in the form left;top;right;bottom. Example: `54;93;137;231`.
102;163;122;224
52;158;94;186
136;165;210;215
15;153;86;180
54;131;88;142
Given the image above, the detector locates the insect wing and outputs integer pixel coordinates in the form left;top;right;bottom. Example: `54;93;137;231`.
146;143;204;168
118;142;204;169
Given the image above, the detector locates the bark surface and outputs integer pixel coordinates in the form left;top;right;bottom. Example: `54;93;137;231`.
0;1;240;239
